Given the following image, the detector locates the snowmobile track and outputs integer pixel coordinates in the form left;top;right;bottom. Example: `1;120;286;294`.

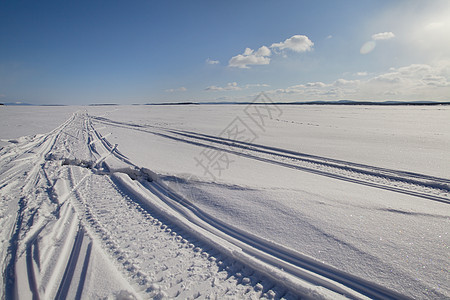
2;112;438;299
91;116;450;204
88;114;413;299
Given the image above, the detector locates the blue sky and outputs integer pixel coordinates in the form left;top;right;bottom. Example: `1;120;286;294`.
1;0;450;104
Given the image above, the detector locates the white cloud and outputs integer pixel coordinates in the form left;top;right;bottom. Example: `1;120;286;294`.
333;79;360;87
245;83;270;88
267;62;450;101
255;46;271;57
206;58;219;65
228;46;271;69
368;64;450;88
305;82;328;88
274;79;360;97
271;35;314;52
243;48;254;56
355;72;368;76
361;32;395;54
205;82;269;91
205;82;241;91
371;32;396;40
228;35;313;69
165;87;187;93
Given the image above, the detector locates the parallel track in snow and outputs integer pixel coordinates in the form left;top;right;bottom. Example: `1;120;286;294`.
68;166;288;299
0;112;95;300
87;114;414;299
3;112;294;299
91;116;450;205
3;111;439;299
80;115;299;299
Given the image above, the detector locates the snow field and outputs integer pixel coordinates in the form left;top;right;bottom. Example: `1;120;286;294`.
0;105;449;299
1;111;319;299
86;105;449;299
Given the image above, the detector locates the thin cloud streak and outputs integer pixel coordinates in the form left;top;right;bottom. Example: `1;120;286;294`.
206;58;220;65
205;82;269;91
372;32;395;40
165;87;187;93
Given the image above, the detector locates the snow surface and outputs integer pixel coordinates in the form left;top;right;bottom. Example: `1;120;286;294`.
0;106;79;148
0;104;449;299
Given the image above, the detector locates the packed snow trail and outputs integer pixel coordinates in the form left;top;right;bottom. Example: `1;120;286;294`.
0;112;136;299
87;110;449;299
64;161;283;299
84;114;416;299
91;116;450;204
1;111;445;299
0;114;76;299
0;112;348;299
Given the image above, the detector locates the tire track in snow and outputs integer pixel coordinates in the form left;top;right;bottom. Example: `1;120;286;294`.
0;111;412;299
1;114;76;299
91;116;450;204
1;112;113;299
87;114;413;299
0;114;75;189
48;113;299;299
66;165;291;299
55;226;85;300
134;176;411;300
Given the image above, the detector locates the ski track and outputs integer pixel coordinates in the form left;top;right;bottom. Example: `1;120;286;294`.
91;116;450;204
0;112;302;299
3;111;445;299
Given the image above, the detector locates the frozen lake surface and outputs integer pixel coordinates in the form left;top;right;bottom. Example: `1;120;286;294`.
0;104;449;299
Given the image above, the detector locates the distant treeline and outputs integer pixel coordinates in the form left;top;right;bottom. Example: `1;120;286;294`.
2;101;449;106
146;100;450;106
146;102;199;106
273;101;450;106
88;103;119;106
